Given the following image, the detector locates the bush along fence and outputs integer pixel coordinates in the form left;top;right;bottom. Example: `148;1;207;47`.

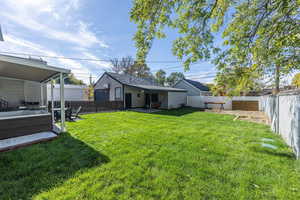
48;101;124;113
260;95;300;159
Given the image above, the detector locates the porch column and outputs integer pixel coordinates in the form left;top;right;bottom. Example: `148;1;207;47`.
51;79;55;126
40;83;44;107
60;73;66;132
149;92;152;109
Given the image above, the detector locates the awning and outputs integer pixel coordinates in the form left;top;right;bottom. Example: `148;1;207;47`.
0;54;70;83
126;84;187;92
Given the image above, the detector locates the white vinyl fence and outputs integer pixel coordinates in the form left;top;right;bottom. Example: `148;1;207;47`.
261;95;300;158
188;94;300;158
187;96;261;110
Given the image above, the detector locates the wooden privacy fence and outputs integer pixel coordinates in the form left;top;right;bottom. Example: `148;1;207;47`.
48;101;124;113
232;101;259;111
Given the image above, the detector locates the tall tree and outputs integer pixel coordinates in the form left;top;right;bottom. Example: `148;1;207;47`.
110;56;153;78
131;0;300;94
155;69;166;86
212;65;262;96
110;56;135;74
292;73;300;88
127;61;152;78
166;72;185;86
57;73;85;85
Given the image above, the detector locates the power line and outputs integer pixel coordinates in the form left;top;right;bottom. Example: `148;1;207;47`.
150;62;205;72
0;51;185;63
186;76;216;80
185;73;216;78
0;51;217;74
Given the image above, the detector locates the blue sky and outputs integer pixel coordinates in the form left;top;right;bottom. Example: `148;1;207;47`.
0;0;218;84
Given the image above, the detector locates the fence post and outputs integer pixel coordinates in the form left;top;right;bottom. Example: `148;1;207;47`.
276;95;280;134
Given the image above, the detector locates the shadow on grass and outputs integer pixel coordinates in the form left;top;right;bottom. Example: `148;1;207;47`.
0;133;109;199
152;107;204;117
251;146;295;159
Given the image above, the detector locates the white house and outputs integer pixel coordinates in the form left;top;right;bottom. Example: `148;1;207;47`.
174;78;210;96
94;72;187;109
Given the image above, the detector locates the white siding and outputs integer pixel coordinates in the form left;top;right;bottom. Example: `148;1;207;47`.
124;86;144;107
174;80;200;96
0;77;24;107
24;81;45;104
94;74;123;101
47;84;89;101
0;77;44;107
168;92;187;109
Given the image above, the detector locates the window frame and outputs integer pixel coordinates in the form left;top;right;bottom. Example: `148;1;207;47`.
115;87;121;99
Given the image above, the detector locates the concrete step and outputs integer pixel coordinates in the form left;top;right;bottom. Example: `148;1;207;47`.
0;131;57;152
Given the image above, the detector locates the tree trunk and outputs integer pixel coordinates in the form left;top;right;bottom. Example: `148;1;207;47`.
274;65;280;94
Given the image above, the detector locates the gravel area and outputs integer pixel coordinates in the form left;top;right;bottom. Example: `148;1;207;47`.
205;109;269;124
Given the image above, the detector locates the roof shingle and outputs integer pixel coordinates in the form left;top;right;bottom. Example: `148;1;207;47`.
183;79;209;91
105;72;186;92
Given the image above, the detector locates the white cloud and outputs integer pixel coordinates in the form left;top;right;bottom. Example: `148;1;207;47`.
0;0;110;83
81;52;111;69
0;0;108;48
1;34;94;83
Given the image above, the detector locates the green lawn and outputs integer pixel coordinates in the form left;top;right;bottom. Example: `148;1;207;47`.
1;108;300;199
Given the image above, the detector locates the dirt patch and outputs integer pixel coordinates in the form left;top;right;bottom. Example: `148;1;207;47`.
205;109;269;125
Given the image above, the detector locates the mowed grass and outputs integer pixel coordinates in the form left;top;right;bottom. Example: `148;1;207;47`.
1;108;300;200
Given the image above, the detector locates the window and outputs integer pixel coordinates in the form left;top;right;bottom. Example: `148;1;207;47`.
115;87;121;99
151;93;159;102
137;93;141;98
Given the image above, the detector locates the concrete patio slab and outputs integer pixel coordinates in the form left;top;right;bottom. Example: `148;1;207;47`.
0;131;57;152
128;108;161;113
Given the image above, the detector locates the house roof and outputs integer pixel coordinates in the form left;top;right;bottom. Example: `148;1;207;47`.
0;54;70;83
183;79;209;91
99;72;186;92
106;72;160;86
127;84;186;92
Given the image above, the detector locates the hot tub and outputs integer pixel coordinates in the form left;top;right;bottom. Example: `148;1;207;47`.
0;110;52;140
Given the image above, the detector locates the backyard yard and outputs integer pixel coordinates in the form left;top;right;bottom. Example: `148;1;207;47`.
1;108;300;199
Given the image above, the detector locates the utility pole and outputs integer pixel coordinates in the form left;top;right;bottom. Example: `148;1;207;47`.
89;74;92;86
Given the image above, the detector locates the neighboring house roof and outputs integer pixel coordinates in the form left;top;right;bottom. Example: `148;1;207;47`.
96;72;186;92
182;79;209;91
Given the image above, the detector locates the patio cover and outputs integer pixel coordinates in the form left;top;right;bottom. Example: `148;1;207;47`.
0;54;70;82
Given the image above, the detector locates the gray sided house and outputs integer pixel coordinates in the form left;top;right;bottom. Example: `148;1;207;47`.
174;79;210;96
94;72;187;109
